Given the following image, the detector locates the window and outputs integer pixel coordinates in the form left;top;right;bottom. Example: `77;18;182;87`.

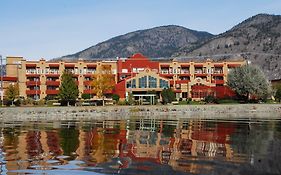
132;79;136;88
139;76;147;88
127;79;136;88
182;92;188;98
160;79;168;89
127;81;131;88
149;76;157;88
122;69;128;73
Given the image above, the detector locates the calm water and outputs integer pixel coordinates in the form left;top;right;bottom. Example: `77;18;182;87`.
0;117;281;175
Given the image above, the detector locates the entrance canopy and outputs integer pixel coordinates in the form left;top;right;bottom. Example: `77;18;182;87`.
133;94;156;105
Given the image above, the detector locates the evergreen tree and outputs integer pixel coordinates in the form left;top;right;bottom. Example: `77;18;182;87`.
227;64;271;101
58;71;79;106
161;88;175;104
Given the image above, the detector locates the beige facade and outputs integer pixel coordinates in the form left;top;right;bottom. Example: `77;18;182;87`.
6;56;117;100
5;55;245;100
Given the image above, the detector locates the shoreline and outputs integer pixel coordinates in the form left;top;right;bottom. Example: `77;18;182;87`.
0;104;281;122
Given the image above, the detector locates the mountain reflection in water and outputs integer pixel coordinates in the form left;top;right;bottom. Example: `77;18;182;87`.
0;118;281;175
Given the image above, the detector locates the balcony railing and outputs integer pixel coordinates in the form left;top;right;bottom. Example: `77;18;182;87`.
83;81;92;86
212;70;223;74
175;80;190;84
26;81;41;86
46;81;60;86
46;90;59;95
26;90;41;95
211;80;225;84
180;70;190;74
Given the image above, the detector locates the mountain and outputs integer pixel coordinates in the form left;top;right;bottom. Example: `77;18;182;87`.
174;14;281;80
58;25;213;60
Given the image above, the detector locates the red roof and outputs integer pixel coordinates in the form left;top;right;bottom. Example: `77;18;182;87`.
129;53;147;59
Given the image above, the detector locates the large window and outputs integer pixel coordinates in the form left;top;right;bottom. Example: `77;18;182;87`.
149;76;157;88
160;79;168;89
139;76;147;88
126;79;136;88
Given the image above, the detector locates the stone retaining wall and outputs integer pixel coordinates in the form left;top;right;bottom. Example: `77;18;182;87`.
0;104;281;122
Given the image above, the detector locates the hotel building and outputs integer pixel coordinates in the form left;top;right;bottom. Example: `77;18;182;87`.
4;53;245;101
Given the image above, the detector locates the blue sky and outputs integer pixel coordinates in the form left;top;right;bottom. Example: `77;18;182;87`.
0;0;281;60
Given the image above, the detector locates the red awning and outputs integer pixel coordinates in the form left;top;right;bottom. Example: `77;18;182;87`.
214;64;224;67
194;64;203;67
64;64;75;68
181;64;190;67
26;63;37;67
160;64;170;68
228;64;241;68
48;64;60;67
3;76;17;81
86;64;97;68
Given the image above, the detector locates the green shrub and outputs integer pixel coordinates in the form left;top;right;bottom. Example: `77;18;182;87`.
217;99;239;104
117;100;127;105
81;93;91;99
204;95;217;103
112;94;120;102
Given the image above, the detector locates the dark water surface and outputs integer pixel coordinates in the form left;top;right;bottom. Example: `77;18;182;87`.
1;117;281;175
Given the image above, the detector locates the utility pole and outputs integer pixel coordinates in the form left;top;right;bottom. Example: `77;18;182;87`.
0;55;3;106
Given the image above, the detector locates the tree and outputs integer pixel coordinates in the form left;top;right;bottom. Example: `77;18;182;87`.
227;64;271;101
58;71;79;106
92;65;115;106
4;83;19;106
161;88;175;104
275;85;281;102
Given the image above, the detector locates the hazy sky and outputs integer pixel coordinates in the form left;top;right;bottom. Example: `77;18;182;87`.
1;0;281;60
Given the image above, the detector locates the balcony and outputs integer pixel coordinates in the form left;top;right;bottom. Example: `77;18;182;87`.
46;81;60;86
212;80;225;84
46;90;59;95
26;90;41;95
212;69;224;76
26;73;40;77
179;71;190;76
160;70;174;77
46;73;60;77
83;81;92;86
175;80;190;84
194;70;207;76
26;81;41;86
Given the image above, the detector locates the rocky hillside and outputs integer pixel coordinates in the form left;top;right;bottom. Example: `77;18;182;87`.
174;14;281;80
58;25;213;60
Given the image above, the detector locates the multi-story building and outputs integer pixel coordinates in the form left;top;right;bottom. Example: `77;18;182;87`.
5;53;245;101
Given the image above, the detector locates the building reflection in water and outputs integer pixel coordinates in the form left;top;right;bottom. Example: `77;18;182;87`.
1;119;245;174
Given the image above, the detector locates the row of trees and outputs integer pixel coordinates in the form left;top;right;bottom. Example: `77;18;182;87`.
59;65;115;106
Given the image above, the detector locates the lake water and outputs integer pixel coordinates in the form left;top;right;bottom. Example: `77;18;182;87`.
0;117;281;175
